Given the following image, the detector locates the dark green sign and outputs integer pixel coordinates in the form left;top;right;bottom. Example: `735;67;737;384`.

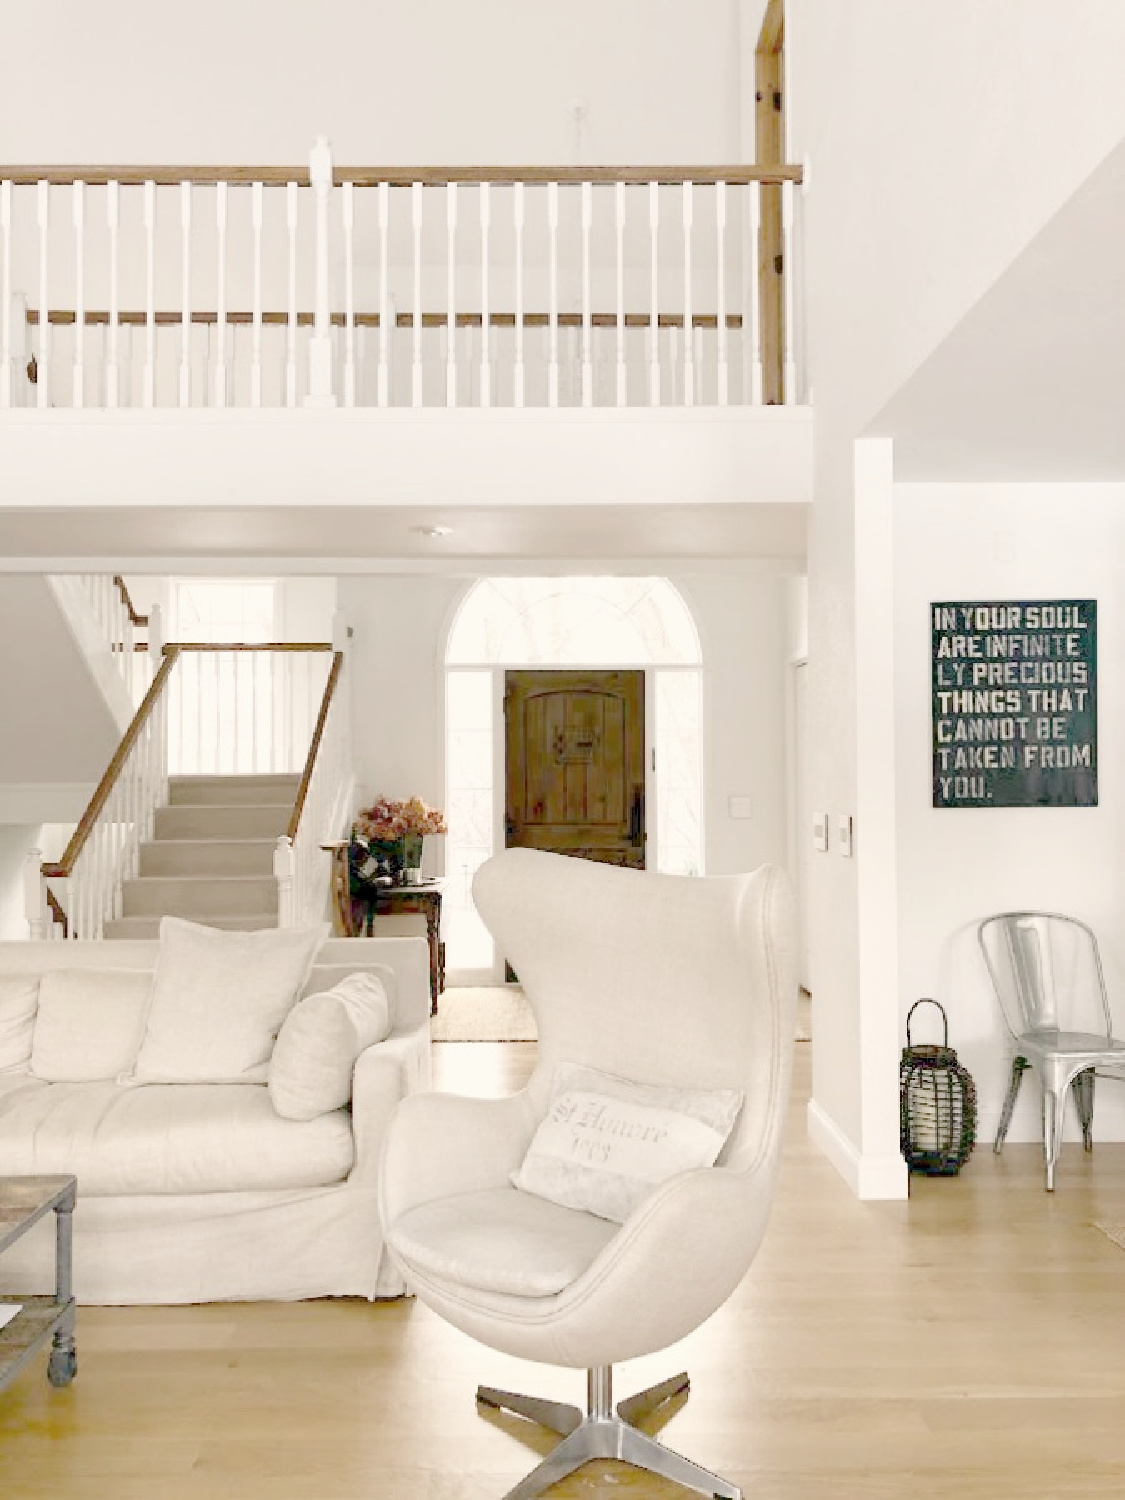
932;600;1097;808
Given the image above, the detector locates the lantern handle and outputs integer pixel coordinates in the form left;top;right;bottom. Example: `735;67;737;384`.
906;997;949;1048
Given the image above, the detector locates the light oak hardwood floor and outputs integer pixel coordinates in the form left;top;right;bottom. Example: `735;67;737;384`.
2;1039;1124;1499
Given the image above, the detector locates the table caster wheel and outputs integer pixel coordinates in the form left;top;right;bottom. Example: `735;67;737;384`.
48;1347;77;1386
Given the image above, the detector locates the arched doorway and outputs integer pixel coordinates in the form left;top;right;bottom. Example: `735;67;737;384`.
444;576;702;980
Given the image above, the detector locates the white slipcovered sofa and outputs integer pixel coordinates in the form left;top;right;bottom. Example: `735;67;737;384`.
0;929;431;1305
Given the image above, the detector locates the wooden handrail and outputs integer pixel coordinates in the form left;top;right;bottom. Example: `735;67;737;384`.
27;309;746;332
112;574;148;628
2;164;802;188
43;646;180;878
167;641;333;654
288;651;344;842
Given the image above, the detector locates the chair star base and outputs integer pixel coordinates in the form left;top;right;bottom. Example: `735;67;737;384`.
478;1366;740;1500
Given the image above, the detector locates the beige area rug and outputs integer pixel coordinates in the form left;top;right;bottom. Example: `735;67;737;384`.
1093;1222;1125;1252
433;985;814;1044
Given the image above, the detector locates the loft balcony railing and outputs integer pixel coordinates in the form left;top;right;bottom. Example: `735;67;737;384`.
0;140;804;413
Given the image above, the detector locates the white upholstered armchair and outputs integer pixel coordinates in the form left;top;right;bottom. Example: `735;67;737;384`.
380;849;796;1500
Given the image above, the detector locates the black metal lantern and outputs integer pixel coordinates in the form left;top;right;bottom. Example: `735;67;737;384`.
900;998;977;1175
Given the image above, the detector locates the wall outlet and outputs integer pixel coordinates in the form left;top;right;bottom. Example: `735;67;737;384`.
728;795;753;819
836;814;854;857
813;814;829;852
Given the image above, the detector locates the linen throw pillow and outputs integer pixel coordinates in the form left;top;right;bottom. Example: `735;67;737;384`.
125;917;328;1085
511;1063;744;1224
268;970;391;1121
31;969;152;1082
0;975;39;1072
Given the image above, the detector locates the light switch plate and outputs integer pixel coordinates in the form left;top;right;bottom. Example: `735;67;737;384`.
813;814;829;852
729;795;753;819
836;814;854;857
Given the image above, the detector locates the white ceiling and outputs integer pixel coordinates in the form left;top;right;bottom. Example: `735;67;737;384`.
0;501;807;574
871;136;1125;481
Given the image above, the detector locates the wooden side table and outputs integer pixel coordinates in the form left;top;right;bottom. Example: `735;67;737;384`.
324;842;445;1016
0;1174;77;1393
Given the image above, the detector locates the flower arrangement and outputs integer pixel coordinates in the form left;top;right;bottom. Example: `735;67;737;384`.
353;795;448;842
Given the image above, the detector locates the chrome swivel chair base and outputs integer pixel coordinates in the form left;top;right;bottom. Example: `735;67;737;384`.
478;1365;740;1500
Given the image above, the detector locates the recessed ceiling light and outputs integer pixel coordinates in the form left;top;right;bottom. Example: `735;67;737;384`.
412;525;453;539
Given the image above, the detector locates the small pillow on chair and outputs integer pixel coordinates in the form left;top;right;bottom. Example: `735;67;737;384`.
511;1062;744;1224
268;971;391;1120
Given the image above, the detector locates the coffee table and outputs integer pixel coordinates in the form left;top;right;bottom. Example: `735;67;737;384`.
0;1175;77;1393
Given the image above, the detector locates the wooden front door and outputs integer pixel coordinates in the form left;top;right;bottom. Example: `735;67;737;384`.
504;669;646;869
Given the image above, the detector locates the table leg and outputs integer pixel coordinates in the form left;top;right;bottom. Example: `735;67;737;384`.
48;1182;77;1387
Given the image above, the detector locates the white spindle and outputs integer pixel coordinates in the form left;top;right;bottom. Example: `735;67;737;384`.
232;652;240;773
716;181;728;406
581;180;593;407
782;179;797;404
306;136;335;406
72;181;85;408
377;181;390;407
547;181;559;407
1;179;11;408
513;182;525;407
682;180;694;408
106;180;119;408
37;180;50;408
179;182;192;407
747;184;762;406
411;181;423;407
286;181;298;408
648;181;659;407
446;182;457;407
250;648;260;772
213;181;228;407
479;182;491;407
615;181;626;406
251;180;263;407
143;180;156;407
342;180;356;407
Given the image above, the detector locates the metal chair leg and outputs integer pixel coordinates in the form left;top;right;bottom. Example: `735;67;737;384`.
1043;1088;1063;1191
994;1056;1028;1152
616;1369;689;1426
477;1385;582;1437
1073;1068;1096;1151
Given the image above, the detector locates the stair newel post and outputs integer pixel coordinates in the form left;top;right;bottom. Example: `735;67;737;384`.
274;835;296;929
24;848;47;940
305;136;337;408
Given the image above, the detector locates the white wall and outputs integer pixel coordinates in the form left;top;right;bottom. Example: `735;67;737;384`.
786;0;1125;1191
895;482;1125;1145
2;1;750;167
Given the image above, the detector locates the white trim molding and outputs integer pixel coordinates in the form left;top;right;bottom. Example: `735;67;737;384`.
807;1097;908;1200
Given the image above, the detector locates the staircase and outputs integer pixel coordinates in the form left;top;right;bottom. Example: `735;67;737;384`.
103;773;300;939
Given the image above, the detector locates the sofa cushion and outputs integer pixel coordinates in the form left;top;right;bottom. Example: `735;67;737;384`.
0;975;38;1072
126;918;328;1085
30;969;152;1083
269;971;391;1121
0;1078;354;1195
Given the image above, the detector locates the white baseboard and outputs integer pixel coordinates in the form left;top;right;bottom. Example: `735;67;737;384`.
807;1097;908;1200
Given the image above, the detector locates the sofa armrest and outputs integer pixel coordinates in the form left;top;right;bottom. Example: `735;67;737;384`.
348;1024;431;1183
379;1089;538;1226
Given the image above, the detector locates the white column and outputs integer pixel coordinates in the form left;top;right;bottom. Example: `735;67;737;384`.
304;136;337;407
213;180;228;408
479;181;491;408
36;180;50;408
105;180;119;408
377;181;390;408
251;180;264;408
286;181;298;408
547;181;559;408
72;181;85;408
143;179;156;408
411;181;423;407
681;180;694;408
715;181;728;407
179;181;192;408
513;182;525;408
342;180;356;407
615;181;626;407
580;180;593;406
648;181;659;407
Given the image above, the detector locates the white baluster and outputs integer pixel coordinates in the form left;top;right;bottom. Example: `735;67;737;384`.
143;180;156;406
37;180;50;408
250;648;260;773
615;181;626;407
105;179;119;408
342;180;356;407
274;836;295;928
286;181;298;408
232;651;241;773
377;181;390;407
782;179;797;404
305;136;336;407
479;181;490;407
251;180;263;407
0;180;10;408
513;181;525;408
446;182;457;407
411;181;423;407
682;180;694;408
746;183;762;406
213;180;228;407
72;181;85;408
716;181;728;407
179;182;192;407
547;181;559;407
581;180;593;407
648;180;659;406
